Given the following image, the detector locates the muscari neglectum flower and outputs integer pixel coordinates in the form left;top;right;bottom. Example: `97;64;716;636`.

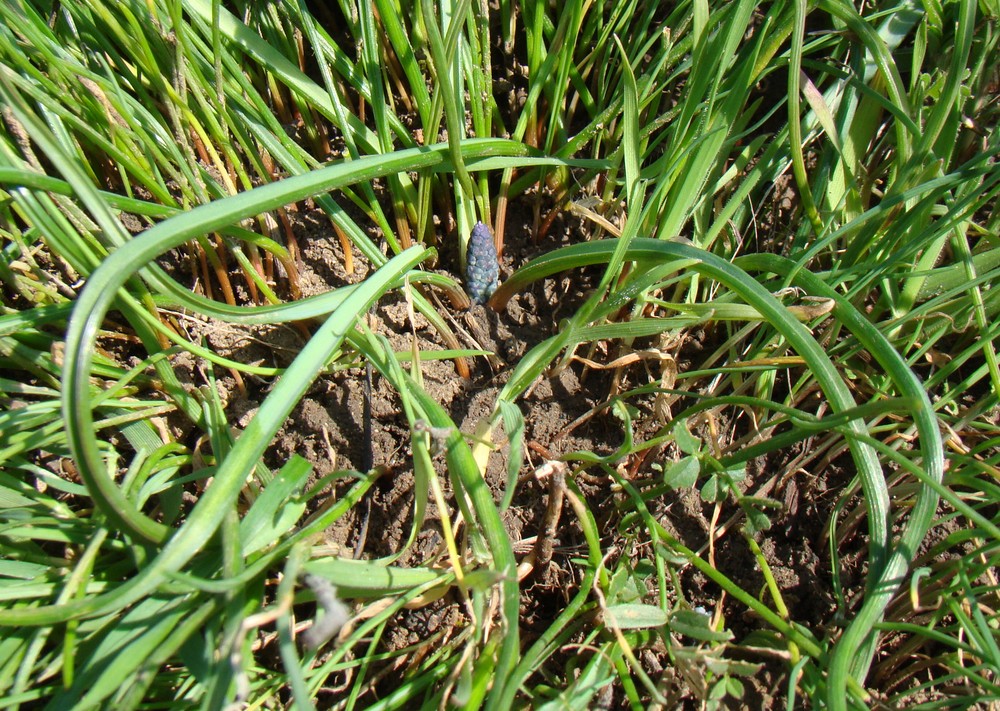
465;221;499;305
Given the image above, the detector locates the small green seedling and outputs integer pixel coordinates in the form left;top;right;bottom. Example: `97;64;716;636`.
660;418;778;534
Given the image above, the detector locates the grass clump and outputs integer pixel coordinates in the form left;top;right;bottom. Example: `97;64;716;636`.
0;0;998;708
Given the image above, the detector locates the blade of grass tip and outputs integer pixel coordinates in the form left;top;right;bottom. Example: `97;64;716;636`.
496;400;524;511
616;36;641;213
736;253;944;709
275;545;312;710
692;0;708;46
0;246;429;628
789;0;825;236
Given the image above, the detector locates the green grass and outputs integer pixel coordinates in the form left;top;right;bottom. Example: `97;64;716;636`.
0;0;998;708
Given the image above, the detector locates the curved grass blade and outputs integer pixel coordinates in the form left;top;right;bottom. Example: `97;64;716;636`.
0;246;428;628
737;252;944;708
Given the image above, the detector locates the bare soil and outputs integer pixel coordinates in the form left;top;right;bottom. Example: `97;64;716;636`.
164;198;870;708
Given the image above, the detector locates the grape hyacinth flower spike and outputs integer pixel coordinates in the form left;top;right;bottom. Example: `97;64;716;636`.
465;221;499;305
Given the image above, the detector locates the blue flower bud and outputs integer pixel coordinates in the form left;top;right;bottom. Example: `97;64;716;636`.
465;221;499;305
